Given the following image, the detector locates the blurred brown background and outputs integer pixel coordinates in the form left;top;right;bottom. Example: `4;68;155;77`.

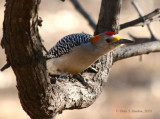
0;0;160;119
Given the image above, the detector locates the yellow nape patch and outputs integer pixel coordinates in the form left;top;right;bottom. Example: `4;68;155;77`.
91;34;100;45
112;35;121;42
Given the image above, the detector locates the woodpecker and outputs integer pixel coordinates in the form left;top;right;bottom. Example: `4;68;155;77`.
45;31;133;76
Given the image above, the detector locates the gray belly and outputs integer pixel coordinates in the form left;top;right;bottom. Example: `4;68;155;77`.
47;52;99;74
47;44;102;75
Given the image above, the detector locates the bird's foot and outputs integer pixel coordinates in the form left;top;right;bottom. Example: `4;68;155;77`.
73;74;92;89
55;69;72;78
59;72;73;78
49;74;58;84
84;66;98;73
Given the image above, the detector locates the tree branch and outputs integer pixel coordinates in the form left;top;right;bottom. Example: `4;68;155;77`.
70;0;96;30
2;0;52;119
135;16;160;26
128;33;157;44
94;0;122;34
120;8;160;30
131;0;156;40
0;61;10;71
113;41;160;62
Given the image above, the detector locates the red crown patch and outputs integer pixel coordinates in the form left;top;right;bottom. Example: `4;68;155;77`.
104;31;117;36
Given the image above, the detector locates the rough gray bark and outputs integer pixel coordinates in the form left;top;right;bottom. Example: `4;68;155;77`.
94;0;122;34
2;0;50;119
113;41;160;62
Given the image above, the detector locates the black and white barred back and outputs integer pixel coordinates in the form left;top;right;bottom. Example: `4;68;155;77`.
45;33;92;59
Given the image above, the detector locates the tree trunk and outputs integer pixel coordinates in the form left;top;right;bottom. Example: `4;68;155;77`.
1;0;122;119
95;0;122;34
2;0;50;119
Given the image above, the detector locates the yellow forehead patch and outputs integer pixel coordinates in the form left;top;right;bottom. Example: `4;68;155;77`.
112;35;121;42
91;34;100;45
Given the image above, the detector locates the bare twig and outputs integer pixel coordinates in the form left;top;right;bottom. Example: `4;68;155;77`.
0;61;11;71
70;0;96;30
132;1;156;39
128;33;156;44
113;41;160;62
120;8;160;30
135;16;160;26
38;17;43;26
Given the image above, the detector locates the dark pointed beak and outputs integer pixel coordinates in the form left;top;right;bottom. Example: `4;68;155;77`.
114;39;134;44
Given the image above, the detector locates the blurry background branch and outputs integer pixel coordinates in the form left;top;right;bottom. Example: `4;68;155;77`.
131;0;157;40
134;16;160;26
70;0;96;30
128;33;157;44
120;8;160;30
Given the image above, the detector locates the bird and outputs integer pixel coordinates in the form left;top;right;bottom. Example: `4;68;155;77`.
45;31;133;77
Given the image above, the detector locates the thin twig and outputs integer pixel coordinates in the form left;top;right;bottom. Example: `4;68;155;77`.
128;33;156;44
134;16;160;26
120;8;160;30
38;17;43;27
0;61;11;71
132;1;156;39
113;41;160;62
70;0;96;30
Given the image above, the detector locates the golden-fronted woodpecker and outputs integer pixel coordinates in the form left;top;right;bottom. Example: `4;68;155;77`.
45;31;133;76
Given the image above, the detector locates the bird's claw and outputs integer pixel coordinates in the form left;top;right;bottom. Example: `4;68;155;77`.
59;72;73;78
73;74;92;89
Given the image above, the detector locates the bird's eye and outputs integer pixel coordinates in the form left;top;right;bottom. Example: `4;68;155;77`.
106;39;111;43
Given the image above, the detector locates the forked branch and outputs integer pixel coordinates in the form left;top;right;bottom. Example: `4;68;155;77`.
120;8;160;30
131;0;156;39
